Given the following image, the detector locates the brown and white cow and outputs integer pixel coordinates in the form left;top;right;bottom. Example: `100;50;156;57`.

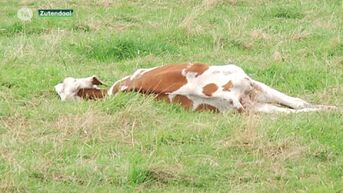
54;63;337;113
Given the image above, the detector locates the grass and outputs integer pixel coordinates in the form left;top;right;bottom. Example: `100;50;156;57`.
0;0;343;192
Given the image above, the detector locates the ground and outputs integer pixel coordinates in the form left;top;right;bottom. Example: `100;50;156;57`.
0;0;343;192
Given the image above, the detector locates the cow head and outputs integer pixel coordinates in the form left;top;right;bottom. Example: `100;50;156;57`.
55;75;104;101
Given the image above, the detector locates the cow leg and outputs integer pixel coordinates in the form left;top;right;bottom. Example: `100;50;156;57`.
251;80;313;109
252;103;322;113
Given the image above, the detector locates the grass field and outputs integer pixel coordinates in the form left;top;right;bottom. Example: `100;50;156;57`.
1;0;343;192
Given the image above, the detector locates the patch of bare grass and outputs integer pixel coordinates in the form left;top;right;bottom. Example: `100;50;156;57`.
304;86;343;104
129;164;196;188
250;30;270;40
216;114;309;190
0;182;26;193
146;166;182;184
52;111;114;140
313;18;337;30
290;32;310;41
219;113;308;162
0;115;33;140
47;97;162;146
272;50;283;62
49;109;135;146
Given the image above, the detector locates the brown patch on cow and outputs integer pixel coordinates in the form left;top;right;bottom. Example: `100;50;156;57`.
155;94;193;110
127;64;189;94
77;88;107;100
155;93;170;103
114;64;208;96
184;63;209;77
222;80;233;91
195;104;219;113
91;76;103;85
202;83;218;96
172;95;193;110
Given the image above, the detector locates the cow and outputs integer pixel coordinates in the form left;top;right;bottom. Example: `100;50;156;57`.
54;63;337;113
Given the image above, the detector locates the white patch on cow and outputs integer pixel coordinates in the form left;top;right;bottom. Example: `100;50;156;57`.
168;93;175;102
107;84;115;96
107;75;130;96
54;83;66;100
170;64;250;112
130;69;146;80
130;66;159;81
223;71;233;75
181;68;198;79
120;86;128;91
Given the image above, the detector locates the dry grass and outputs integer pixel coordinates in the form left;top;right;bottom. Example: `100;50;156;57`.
290;32;310;41
272;50;283;62
216;114;309;192
305;86;343;104
146;165;185;184
0;115;33;141
52;111;115;140
250;30;270;40
219;114;307;162
179;0;222;32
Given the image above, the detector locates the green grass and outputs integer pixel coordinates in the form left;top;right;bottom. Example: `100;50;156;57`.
1;0;343;192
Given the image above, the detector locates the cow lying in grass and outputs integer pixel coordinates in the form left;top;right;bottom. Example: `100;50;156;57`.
55;63;337;113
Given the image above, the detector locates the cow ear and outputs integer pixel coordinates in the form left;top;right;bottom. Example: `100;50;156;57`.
91;75;103;85
54;83;65;100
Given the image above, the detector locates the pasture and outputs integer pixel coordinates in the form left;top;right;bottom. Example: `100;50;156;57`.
0;0;343;192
